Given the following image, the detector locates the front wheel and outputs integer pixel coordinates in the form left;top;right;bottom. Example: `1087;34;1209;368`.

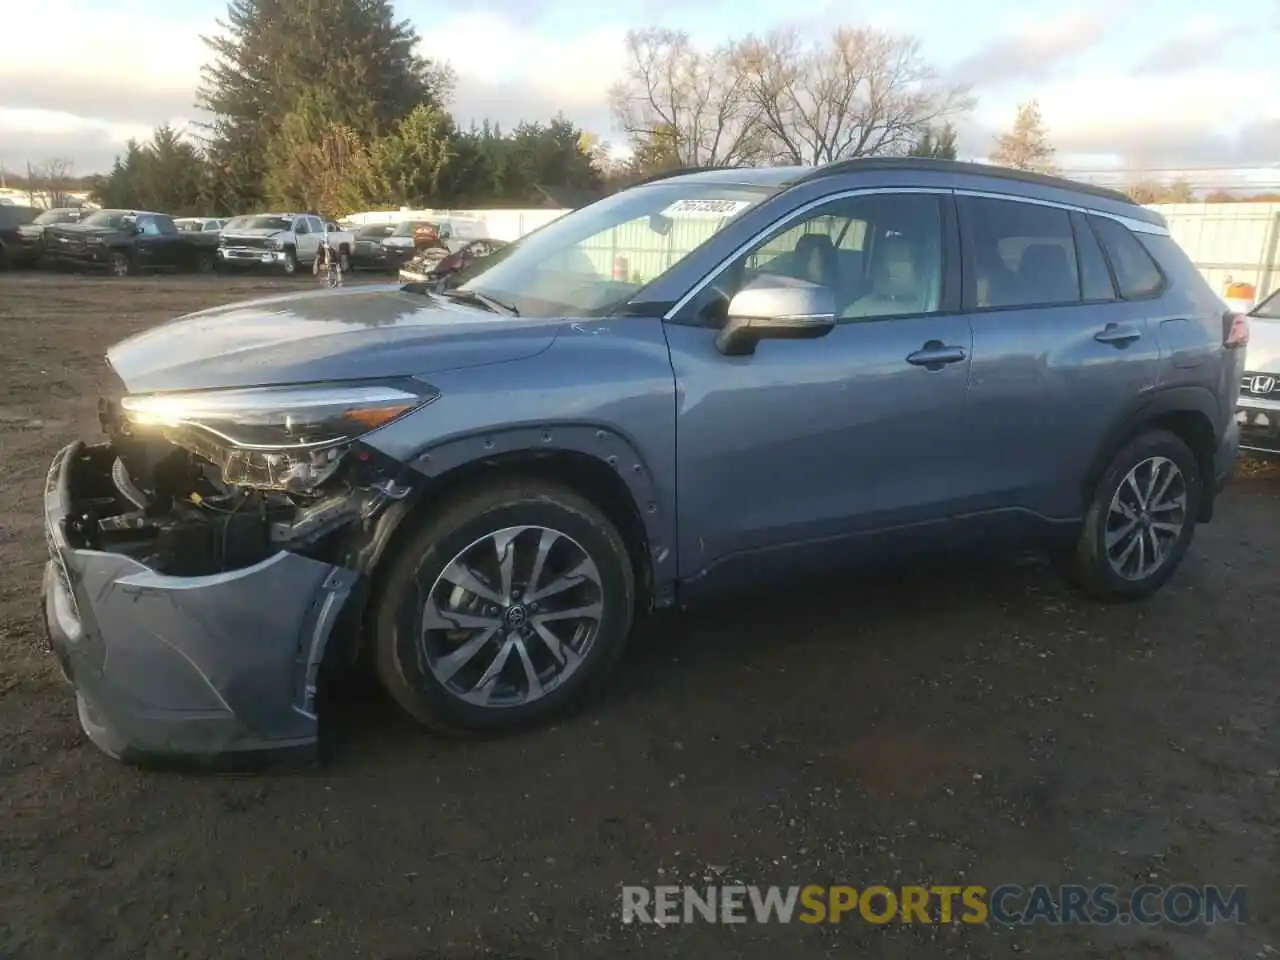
374;480;636;734
109;251;132;277
1069;429;1202;601
280;248;298;275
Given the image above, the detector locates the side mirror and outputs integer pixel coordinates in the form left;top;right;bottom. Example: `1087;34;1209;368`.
714;277;837;356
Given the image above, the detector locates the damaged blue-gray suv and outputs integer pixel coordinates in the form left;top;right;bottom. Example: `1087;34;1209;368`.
42;159;1245;765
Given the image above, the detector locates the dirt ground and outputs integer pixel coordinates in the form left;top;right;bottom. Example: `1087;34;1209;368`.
0;270;1278;960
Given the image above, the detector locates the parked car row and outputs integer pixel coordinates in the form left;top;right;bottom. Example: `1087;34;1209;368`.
2;204;509;283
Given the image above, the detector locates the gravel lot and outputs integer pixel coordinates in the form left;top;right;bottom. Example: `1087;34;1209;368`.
0;271;1277;959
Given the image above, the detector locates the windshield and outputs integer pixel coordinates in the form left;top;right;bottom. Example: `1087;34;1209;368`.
447;183;774;318
35;209;79;225
357;223;396;239
80;210;130;228
239;216;293;231
1253;289;1280;319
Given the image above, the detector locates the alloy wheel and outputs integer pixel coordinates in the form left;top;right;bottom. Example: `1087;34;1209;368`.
420;525;605;707
1104;455;1187;581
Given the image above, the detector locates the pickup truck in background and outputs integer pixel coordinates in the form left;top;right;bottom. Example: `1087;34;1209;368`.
45;209;222;276
12;207;82;266
217;213;355;275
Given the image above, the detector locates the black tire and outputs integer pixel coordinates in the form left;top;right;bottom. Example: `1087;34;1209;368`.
195;250;217;274
1068;429;1202;601
281;247;298;275
373;479;636;735
109;251;133;277
337;248;351;272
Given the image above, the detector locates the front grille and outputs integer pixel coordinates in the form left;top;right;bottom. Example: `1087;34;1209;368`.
52;235;85;252
1240;372;1280;399
224;236;273;250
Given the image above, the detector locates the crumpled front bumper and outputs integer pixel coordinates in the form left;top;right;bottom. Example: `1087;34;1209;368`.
40;442;358;767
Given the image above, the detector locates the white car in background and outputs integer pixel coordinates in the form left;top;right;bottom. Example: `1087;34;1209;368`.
175;217;228;234
1238;288;1280;457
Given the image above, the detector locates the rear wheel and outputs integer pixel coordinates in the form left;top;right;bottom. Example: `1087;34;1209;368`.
1069;429;1202;601
373;480;635;734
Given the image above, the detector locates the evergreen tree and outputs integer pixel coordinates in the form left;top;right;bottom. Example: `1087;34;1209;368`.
908;123;959;160
989;101;1056;173
197;0;452;209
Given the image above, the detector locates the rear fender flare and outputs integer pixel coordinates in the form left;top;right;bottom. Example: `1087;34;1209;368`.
1082;385;1220;515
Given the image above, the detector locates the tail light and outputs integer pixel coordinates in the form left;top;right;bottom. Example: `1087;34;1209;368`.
1224;311;1250;349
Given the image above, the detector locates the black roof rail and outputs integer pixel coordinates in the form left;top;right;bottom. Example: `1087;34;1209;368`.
630;166;718;187
794;157;1137;206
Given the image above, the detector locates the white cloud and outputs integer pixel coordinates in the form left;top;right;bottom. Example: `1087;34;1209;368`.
978;66;1280;166
417;12;627;134
0;1;1275;173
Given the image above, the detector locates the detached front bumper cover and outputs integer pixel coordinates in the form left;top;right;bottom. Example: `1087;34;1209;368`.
41;441;359;766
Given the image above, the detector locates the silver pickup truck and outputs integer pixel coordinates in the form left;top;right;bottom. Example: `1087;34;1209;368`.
217;213;354;275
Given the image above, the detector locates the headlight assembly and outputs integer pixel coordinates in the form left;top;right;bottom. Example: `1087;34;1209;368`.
121;383;435;491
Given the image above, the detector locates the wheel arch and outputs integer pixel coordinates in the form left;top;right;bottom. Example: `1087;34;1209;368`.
1082;386;1221;523
332;429;675;672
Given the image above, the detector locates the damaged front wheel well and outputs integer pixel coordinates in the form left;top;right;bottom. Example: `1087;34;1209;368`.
337;449;654;673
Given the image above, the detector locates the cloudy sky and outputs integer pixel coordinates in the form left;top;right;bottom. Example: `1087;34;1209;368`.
1;0;1277;177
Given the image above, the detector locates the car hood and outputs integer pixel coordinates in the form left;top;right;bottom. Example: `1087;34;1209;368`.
222;228;286;239
47;223;121;238
107;284;568;393
1245;315;1280;372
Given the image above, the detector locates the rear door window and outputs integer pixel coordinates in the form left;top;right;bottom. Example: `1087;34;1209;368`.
1071;212;1117;302
959;196;1081;309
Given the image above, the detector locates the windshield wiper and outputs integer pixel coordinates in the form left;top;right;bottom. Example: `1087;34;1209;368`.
436;287;519;316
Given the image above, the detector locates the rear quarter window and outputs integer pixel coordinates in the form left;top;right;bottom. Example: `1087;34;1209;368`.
1089;216;1164;299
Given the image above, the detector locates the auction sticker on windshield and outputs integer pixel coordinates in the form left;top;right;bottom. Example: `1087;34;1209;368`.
661;199;755;218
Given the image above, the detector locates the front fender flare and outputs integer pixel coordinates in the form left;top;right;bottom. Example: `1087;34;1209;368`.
409;423;677;591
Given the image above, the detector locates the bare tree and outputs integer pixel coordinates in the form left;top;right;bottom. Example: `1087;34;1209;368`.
25;158;77;208
609;28;768;168
734;28;973;165
989;101;1056;173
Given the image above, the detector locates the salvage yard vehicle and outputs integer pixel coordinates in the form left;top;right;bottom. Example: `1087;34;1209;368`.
217;213;354;275
42;159;1243;765
0;203;40;268
45;209;222;276
175;217;228;234
399;237;508;285
11;206;82;266
1237;287;1280;456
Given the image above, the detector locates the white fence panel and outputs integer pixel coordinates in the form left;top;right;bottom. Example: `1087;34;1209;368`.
1147;202;1280;300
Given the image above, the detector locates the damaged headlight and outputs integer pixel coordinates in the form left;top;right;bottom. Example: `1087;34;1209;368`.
120;382;434;492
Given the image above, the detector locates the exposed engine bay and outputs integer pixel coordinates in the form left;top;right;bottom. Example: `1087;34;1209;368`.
62;396;415;576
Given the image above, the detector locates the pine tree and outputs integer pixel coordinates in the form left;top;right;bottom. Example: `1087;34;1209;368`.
908;123;959;160
989;101;1056;173
197;0;451;210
